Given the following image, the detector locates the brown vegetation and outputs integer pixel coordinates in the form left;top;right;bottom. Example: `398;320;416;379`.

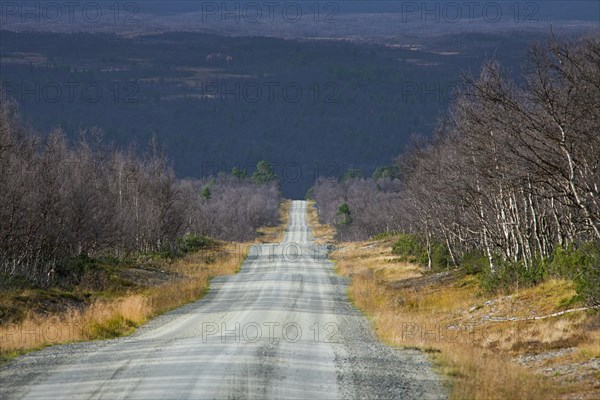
0;201;290;363
328;236;600;400
0;95;280;287
0;242;242;361
306;200;335;243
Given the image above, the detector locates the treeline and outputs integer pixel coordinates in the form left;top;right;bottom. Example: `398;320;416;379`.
180;171;280;241
313;34;600;302
1;29;485;198
0;97;280;286
312;176;404;241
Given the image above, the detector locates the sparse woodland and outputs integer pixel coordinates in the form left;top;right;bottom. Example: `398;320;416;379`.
313;34;600;303
0;97;280;287
312;176;405;240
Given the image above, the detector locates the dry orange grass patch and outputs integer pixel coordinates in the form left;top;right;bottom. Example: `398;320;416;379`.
306;200;335;243
320;230;599;399
256;199;292;243
1;201;289;362
0;243;247;359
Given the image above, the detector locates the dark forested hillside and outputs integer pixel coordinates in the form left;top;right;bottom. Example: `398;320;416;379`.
1;29;543;197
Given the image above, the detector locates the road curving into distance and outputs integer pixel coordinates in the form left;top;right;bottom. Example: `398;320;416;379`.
0;201;446;399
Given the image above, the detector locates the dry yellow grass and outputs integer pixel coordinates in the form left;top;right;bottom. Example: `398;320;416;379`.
0;202;290;361
316;231;600;399
306;200;335;243
256;199;292;243
0;243;247;358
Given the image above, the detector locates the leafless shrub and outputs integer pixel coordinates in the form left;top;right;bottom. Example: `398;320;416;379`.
314;34;600;285
0;94;280;286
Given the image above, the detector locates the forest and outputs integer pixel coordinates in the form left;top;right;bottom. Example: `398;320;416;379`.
0;96;280;287
312;34;600;304
0;29;545;198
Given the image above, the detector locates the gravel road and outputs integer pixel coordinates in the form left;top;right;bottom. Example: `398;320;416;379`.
0;201;446;399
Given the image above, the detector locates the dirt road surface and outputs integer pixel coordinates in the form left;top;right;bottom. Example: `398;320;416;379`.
0;201;445;399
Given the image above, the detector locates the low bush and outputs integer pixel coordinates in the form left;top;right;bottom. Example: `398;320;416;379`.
461;250;488;275
549;242;600;306
158;234;217;260
176;234;216;254
391;234;452;270
54;254;101;288
371;232;400;240
480;257;547;293
0;274;33;292
429;241;452;271
391;234;424;262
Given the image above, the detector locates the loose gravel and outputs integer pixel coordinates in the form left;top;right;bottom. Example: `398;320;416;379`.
0;201;446;400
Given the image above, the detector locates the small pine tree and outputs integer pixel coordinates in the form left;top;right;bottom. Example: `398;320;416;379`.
372;165;399;180
305;186;314;200
201;185;211;201
252;160;277;184
231;167;248;179
336;203;352;226
340;168;363;183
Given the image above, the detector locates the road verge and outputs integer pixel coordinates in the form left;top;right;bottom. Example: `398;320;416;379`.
305;203;599;399
0;200;291;363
